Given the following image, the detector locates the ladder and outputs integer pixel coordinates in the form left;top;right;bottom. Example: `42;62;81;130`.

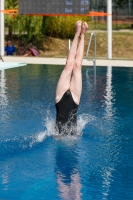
86;32;96;83
86;32;96;67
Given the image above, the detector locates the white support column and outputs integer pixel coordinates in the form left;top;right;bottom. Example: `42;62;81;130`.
107;0;112;59
0;0;4;56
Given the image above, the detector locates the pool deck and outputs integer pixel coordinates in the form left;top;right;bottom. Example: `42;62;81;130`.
0;56;133;67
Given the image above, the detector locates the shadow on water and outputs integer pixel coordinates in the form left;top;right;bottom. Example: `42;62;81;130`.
55;140;82;200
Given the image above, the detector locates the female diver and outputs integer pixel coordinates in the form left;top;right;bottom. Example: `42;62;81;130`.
55;20;88;135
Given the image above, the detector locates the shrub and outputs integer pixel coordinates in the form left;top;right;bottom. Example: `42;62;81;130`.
42;16;90;39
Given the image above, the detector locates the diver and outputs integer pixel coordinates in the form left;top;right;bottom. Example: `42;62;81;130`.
55;20;88;135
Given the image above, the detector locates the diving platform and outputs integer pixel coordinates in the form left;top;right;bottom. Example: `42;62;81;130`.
0;61;26;70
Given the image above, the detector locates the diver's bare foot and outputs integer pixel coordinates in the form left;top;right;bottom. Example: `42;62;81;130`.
75;20;82;36
81;22;88;36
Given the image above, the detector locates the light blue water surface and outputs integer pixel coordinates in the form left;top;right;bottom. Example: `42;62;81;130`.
0;64;133;200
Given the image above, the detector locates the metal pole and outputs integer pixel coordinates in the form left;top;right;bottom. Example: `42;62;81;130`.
0;0;4;56
68;39;71;51
107;0;112;59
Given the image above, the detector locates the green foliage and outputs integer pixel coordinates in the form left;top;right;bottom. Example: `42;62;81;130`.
113;0;129;6
5;14;43;40
42;16;90;39
5;0;18;38
5;0;18;8
16;15;43;40
5;0;43;40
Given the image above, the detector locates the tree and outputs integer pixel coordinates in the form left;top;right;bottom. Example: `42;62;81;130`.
5;0;18;39
113;0;129;6
5;0;43;40
42;16;90;39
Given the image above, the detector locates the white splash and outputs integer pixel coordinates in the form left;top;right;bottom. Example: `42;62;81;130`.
35;112;95;143
36;131;47;142
1;112;95;153
77;113;95;135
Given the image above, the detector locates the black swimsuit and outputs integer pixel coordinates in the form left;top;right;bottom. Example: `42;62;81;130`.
55;90;78;135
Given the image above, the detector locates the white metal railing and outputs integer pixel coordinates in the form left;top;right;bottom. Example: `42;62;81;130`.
86;32;96;67
86;32;96;85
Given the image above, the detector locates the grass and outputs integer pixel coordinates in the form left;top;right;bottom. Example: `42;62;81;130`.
89;21;133;30
8;28;133;60
36;32;133;59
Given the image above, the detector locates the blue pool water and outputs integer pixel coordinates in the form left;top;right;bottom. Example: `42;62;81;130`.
0;64;133;200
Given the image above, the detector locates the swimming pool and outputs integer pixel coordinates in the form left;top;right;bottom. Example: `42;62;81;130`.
0;64;133;199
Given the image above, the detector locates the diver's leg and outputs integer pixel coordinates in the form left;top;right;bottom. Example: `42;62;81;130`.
55;20;82;103
70;22;88;105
